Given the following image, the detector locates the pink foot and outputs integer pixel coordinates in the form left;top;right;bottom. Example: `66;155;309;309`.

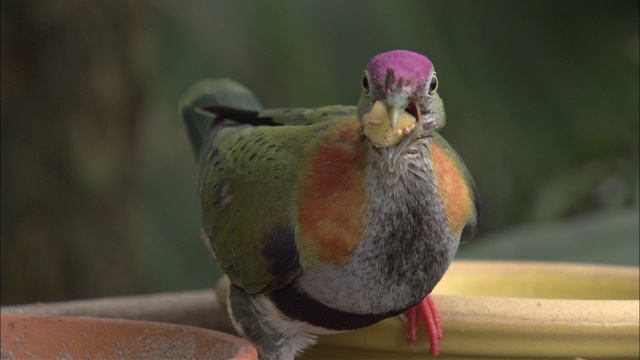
404;294;442;356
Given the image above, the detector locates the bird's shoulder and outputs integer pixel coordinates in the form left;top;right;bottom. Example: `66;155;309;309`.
429;133;480;242
258;105;356;126
197;104;363;294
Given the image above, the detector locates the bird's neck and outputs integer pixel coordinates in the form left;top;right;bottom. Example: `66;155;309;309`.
359;138;462;284
368;139;435;187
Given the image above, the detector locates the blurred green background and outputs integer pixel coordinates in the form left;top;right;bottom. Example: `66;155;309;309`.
1;0;638;305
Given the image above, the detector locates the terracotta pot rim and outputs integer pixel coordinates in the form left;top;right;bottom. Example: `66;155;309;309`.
1;314;258;360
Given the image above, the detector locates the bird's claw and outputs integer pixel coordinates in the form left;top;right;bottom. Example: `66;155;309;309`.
403;294;441;356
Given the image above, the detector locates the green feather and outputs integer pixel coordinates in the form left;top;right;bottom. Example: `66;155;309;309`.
178;78;263;156
187;83;357;293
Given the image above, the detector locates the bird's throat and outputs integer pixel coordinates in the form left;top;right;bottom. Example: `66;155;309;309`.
379;126;419;172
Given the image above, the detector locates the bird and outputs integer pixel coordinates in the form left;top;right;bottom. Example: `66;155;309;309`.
179;50;480;359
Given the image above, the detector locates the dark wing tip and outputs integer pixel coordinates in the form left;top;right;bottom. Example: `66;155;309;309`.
198;105;281;127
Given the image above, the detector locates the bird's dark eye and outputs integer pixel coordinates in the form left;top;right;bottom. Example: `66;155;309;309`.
361;73;370;94
428;74;438;95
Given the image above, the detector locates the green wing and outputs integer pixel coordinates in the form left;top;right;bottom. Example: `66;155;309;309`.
259;105;355;126
183;80;356;293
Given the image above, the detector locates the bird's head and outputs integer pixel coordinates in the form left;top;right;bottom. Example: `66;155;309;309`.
357;50;445;171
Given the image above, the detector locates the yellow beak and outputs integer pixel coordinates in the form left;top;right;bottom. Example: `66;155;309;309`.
362;99;420;171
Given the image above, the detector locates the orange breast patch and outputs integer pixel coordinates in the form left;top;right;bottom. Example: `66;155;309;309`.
297;119;368;264
429;142;473;234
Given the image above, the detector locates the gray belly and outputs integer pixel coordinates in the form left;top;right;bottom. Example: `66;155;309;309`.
296;219;459;315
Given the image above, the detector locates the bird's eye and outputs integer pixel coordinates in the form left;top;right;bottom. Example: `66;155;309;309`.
428;74;438;95
361;73;370;94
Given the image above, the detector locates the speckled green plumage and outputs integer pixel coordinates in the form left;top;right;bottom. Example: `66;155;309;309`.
192;89;359;293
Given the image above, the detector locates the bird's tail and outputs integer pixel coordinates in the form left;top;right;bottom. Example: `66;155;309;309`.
178;78;263;157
